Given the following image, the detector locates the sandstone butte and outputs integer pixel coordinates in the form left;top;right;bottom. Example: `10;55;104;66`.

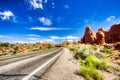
83;23;120;45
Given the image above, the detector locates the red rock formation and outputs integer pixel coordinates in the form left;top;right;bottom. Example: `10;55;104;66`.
98;24;120;43
61;41;70;47
83;26;96;44
98;28;111;43
82;23;120;45
109;24;120;43
96;31;105;45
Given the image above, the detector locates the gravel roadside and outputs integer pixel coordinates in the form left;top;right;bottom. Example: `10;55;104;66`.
41;48;84;80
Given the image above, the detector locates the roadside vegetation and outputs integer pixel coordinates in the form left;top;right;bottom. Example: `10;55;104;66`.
67;44;120;80
0;42;56;56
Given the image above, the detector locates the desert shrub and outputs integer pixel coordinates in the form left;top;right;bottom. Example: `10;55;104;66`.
85;55;110;71
94;52;106;58
0;42;10;47
47;44;52;49
97;58;111;70
114;42;120;50
12;50;17;54
85;55;100;68
110;63;120;74
104;44;113;49
80;65;104;80
32;48;39;51
69;46;76;51
75;48;94;59
100;48;113;54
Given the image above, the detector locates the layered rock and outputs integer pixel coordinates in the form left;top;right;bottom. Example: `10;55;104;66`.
83;27;96;44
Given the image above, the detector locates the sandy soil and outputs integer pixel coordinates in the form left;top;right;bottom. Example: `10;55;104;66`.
41;48;84;80
41;48;117;80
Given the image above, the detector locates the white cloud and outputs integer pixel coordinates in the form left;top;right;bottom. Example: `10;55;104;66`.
39;17;52;26
30;27;71;31
64;5;69;9
27;34;40;37
0;11;14;20
27;37;54;43
50;36;79;43
27;37;37;41
0;35;5;38
13;41;28;44
66;39;73;42
66;36;79;39
50;36;79;40
106;16;115;22
52;2;55;8
44;0;47;3
50;36;65;40
30;0;43;9
83;16;120;32
0;35;13;38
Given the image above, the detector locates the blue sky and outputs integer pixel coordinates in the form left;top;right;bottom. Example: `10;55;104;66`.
0;0;120;43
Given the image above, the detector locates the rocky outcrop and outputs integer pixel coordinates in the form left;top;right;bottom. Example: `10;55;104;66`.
98;28;111;43
83;23;120;45
109;24;120;43
83;27;96;44
61;41;70;47
96;30;105;45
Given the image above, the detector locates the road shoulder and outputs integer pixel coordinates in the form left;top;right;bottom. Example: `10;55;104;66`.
41;48;84;80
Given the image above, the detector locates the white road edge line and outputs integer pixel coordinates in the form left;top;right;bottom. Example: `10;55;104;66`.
22;49;64;80
0;49;61;74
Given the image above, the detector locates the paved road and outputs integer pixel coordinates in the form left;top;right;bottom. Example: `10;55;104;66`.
0;48;63;80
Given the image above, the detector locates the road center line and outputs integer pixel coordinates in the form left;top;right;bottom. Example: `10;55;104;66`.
22;50;63;80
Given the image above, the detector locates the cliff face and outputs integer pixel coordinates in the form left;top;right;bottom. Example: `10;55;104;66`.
109;24;120;43
83;27;96;44
83;24;120;45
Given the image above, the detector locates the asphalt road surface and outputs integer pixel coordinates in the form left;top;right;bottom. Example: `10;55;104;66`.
0;48;63;80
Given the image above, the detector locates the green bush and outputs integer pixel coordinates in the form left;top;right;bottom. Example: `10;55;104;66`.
80;65;104;80
75;48;94;59
85;55;110;71
85;55;100;68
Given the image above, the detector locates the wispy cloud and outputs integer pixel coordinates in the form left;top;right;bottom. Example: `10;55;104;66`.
51;2;55;8
50;36;79;40
50;36;79;42
30;0;43;9
30;27;71;31
0;11;15;21
27;37;54;43
64;5;69;9
44;0;47;3
106;16;115;22
84;16;120;32
39;17;52;26
50;36;65;40
26;34;40;37
0;35;13;38
13;41;28;44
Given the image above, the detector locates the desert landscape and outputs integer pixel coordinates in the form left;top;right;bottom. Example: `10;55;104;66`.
0;0;120;80
0;23;120;80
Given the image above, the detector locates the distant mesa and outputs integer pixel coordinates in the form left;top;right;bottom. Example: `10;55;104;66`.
82;23;120;45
